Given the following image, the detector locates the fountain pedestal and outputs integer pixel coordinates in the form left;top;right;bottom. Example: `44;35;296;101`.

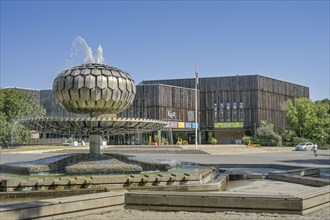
89;134;102;155
13;63;167;175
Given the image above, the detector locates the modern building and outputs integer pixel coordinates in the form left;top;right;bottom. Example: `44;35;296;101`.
4;74;309;144
119;74;309;144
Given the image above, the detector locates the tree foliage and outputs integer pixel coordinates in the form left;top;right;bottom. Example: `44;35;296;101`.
0;89;45;147
282;98;330;145
253;120;282;146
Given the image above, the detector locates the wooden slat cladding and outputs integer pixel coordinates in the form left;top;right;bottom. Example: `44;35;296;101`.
119;84;198;122
256;75;309;129
257;75;309;97
140;75;309;131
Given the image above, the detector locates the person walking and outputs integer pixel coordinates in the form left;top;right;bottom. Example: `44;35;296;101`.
311;144;318;157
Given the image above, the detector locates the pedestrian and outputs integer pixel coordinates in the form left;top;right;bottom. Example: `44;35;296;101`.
311;144;318;157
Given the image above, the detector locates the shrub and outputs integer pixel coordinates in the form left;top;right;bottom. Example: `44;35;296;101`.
182;140;188;145
154;135;168;145
242;135;252;145
176;137;188;145
254;120;282;146
210;137;217;145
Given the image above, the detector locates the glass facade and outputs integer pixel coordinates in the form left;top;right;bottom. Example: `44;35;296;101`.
214;103;218;122
240;102;244;122
233;102;237;122
226;102;231;122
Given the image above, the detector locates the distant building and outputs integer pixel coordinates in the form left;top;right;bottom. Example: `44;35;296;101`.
4;74;309;144
119;75;309;144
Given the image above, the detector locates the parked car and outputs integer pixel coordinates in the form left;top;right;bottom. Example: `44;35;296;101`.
295;142;314;151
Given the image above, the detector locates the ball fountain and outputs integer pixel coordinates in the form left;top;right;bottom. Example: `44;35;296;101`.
22;63;166;156
2;37;174;175
12;63;171;174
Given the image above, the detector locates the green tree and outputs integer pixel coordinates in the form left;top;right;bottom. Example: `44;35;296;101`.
282;98;330;145
314;99;330;145
253;120;282;146
0;89;45;148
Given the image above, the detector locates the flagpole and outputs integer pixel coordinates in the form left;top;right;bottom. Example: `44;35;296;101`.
195;65;198;150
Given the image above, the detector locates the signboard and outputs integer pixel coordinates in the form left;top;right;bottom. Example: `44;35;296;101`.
170;121;178;128
178;122;185;128
187;111;194;122
185;122;192;128
167;111;176;120
164;121;197;129
192;123;198;129
214;122;244;129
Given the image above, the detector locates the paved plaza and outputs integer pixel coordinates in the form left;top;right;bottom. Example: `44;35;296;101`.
1;145;329;169
0;145;329;219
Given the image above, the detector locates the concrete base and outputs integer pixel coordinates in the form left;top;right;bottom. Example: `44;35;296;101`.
0;191;125;219
89;134;102;155
1;166;329;217
125;186;330;215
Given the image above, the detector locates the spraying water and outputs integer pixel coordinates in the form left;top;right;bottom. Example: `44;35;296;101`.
67;36;104;66
97;45;104;64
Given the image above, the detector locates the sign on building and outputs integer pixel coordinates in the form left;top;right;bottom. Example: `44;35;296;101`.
187;111;194;122
214;122;244;129
167;110;176;120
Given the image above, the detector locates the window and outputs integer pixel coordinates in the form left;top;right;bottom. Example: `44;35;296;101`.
220;103;224;122
143;99;147;118
135;99;140;118
233;102;237;122
130;105;134;118
226;102;231;122
214;103;218;122
239;102;244;122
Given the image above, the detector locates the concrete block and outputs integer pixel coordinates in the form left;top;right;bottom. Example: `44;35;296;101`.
247;173;265;179
75;177;87;185
0;191;125;219
43;178;55;186
26;178;38;187
269;173;330;186
59;177;71;185
20;179;28;186
1;178;21;187
125;192;302;212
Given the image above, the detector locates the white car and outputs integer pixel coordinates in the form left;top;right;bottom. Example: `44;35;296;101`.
295;142;314;151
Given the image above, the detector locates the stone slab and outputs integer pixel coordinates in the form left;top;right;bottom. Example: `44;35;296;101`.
268;173;330;186
125;187;329;214
0;191;125;219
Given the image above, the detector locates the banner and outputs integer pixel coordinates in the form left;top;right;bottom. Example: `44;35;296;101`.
192;123;198;129
178;122;185;128
214;122;244;129
170;121;178;128
185;122;192;128
187;111;194;122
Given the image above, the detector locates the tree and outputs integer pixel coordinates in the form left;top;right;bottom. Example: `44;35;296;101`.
282;98;330;145
253;120;282;146
314;99;330;145
0;89;45;148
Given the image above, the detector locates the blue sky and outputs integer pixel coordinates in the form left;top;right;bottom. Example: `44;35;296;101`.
1;0;329;101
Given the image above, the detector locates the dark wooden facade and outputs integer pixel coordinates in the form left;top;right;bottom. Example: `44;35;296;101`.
139;75;309;143
119;84;198;124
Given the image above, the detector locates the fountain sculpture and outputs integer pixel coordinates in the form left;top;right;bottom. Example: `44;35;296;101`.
3;38;172;175
13;63;170;174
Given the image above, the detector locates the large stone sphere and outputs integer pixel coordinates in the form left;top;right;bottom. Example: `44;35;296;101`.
53;63;136;115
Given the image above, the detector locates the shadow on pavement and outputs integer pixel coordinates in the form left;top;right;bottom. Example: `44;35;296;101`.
279;157;330;165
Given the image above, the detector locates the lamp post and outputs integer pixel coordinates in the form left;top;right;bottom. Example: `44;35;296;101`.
195;65;198;150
